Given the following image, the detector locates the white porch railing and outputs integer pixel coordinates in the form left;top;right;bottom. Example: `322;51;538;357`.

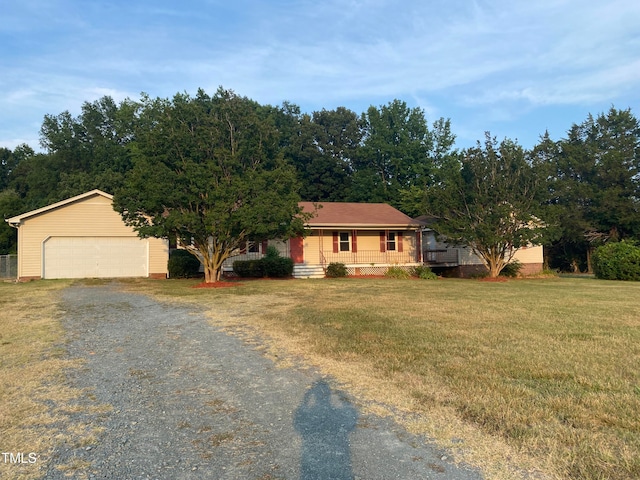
220;248;420;271
321;250;416;266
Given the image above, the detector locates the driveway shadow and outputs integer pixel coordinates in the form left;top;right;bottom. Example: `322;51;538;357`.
294;380;358;480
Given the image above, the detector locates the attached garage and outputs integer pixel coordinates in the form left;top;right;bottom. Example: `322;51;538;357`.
6;190;168;281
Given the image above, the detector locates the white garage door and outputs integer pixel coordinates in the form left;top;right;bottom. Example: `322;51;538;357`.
43;237;148;279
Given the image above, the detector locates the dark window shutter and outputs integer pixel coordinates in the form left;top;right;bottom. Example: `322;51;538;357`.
379;231;386;252
333;232;339;253
352;230;358;253
397;231;403;252
261;240;268;253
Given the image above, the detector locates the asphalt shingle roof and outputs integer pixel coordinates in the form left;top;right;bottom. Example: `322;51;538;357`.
299;202;419;228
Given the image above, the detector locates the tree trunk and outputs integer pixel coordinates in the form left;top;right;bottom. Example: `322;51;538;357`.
203;264;216;283
188;243;221;284
482;251;505;278
200;241;233;283
487;259;502;278
202;253;224;283
186;237;238;284
586;247;594;274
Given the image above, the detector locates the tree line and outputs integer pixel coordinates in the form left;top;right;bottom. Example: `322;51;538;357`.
1;87;638;275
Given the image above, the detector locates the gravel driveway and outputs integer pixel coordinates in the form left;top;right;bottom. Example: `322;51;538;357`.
45;283;483;479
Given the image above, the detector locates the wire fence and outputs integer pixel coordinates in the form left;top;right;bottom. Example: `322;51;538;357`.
0;254;17;280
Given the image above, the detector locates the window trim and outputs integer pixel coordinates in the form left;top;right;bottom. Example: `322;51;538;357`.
386;231;397;251
339;231;351;252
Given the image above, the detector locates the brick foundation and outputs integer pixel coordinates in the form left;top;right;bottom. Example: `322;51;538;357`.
148;273;168;279
517;263;544;276
18;276;42;282
440;263;544;278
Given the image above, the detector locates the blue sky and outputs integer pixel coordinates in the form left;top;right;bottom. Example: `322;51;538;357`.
1;0;639;152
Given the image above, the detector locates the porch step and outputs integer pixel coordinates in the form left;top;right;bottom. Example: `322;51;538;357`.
293;264;325;279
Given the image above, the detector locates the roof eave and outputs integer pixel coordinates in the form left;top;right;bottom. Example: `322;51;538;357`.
5;189;113;224
5;218;20;228
306;223;422;230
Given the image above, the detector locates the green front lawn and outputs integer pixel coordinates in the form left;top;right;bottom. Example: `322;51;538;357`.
129;276;640;480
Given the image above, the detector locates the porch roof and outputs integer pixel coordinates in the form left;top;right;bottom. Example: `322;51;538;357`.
299;202;421;230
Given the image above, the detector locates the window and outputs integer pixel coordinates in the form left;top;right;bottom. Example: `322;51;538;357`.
240;240;261;254
339;232;350;252
386;232;396;251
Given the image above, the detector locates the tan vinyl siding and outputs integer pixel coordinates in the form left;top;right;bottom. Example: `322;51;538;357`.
17;194;167;278
148;238;169;275
512;245;543;264
403;231;417;257
355;231;378;251
458;245;543;266
303;231;322;265
303;229;418;266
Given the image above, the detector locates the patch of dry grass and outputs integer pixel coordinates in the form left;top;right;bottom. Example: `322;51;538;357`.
0;280;106;480
123;277;640;480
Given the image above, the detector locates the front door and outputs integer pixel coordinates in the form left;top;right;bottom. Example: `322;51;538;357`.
290;236;304;264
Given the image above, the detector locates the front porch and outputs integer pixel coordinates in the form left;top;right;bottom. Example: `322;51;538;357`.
320;249;417;266
318;250;420;276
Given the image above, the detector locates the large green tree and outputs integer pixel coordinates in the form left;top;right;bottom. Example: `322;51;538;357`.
0;189;22;253
40;96;137;199
398;117;457;217
0;145;38;253
350;100;433;204
350;100;455;212
0;148;18;191
539;107;640;271
425;134;546;277
113;88;308;283
288;107;361;201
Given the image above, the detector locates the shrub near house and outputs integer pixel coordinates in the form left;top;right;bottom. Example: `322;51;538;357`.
168;249;201;278
326;263;348;277
233;246;294;278
592;241;640;281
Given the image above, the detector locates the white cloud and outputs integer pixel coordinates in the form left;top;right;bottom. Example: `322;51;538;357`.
1;0;639;151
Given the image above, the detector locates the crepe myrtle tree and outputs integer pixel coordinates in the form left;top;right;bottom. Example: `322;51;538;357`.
113;88;310;283
425;134;546;277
